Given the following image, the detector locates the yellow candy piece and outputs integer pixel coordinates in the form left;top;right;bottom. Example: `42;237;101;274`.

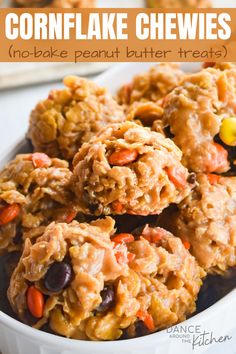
219;118;236;146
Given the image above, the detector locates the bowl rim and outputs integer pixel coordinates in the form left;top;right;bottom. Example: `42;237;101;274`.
1;279;235;349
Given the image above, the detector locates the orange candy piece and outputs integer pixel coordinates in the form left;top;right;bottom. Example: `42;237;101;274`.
64;210;78;224
27;286;44;319
109;149;138;166
182;240;191;250
0;204;20;225
207;174;221;185
137;310;155;331
32;153;52;169
112;201;124;213
112;233;134;244
207;143;228;173
166;166;187;189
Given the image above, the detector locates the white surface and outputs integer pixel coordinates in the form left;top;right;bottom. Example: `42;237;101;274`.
0;62;235;354
0;63;112;90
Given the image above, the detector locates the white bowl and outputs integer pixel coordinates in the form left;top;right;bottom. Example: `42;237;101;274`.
0;62;236;354
0;288;235;354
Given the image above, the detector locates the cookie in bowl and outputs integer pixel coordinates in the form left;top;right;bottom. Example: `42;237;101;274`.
117;63;185;107
126;101;164;134
168;174;236;274
163;66;236;173
28;76;125;160
72;121;195;216
7;218;204;340
0;153;76;253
